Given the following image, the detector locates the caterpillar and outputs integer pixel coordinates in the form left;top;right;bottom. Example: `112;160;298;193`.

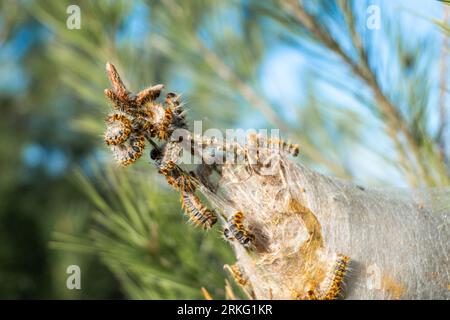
165;92;180;107
246;134;299;158
266;138;299;157
164;92;188;130
159;160;176;176
135;84;164;105
158;107;174;140
166;172;196;193
223;211;255;247
104;89;134;113
110;133;145;166
306;254;350;300
224;264;249;287
104;113;132;146
180;191;217;229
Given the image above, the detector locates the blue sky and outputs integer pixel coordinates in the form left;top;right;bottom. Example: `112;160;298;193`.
7;0;448;186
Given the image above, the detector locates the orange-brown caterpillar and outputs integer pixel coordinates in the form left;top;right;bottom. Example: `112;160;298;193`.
180;191;217;229
159;160;176;176
150;143;194;192
104;88;134;114
224;264;249;286
104;63;166;165
110;133;145;166
224;211;255;247
158;107;173;140
135;84;164;105
166;172;196;193
104;113;132;146
306;254;350;300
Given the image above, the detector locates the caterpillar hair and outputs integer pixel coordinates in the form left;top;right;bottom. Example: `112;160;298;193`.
165;172;196;193
135;84;164;105
159;141;182;170
159;160;176;176
104;89;134;113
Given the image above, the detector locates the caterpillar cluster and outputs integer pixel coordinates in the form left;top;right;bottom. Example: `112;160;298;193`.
104;63;304;239
223;211;255;247
266;138;299;157
103;62;186;166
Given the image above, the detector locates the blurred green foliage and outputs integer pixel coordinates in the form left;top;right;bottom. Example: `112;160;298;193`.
0;0;448;298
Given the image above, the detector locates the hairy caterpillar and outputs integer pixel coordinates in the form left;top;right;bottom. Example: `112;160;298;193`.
266;138;299;157
180;191;217;229
156;141;183;174
165;173;196;193
135;84;164;105
164;92;188;131
224;264;249;286
104;89;134;113
158;107;174;140
159;160;176;176
165;92;182;109
110;133;145;166
306;254;350;300
104;113;132;146
223;211;255;247
247;134;299;158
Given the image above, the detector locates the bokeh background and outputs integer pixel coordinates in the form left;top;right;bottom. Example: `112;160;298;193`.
0;0;448;299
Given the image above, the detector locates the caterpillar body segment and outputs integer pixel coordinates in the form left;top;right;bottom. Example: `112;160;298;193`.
159;160;177;176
